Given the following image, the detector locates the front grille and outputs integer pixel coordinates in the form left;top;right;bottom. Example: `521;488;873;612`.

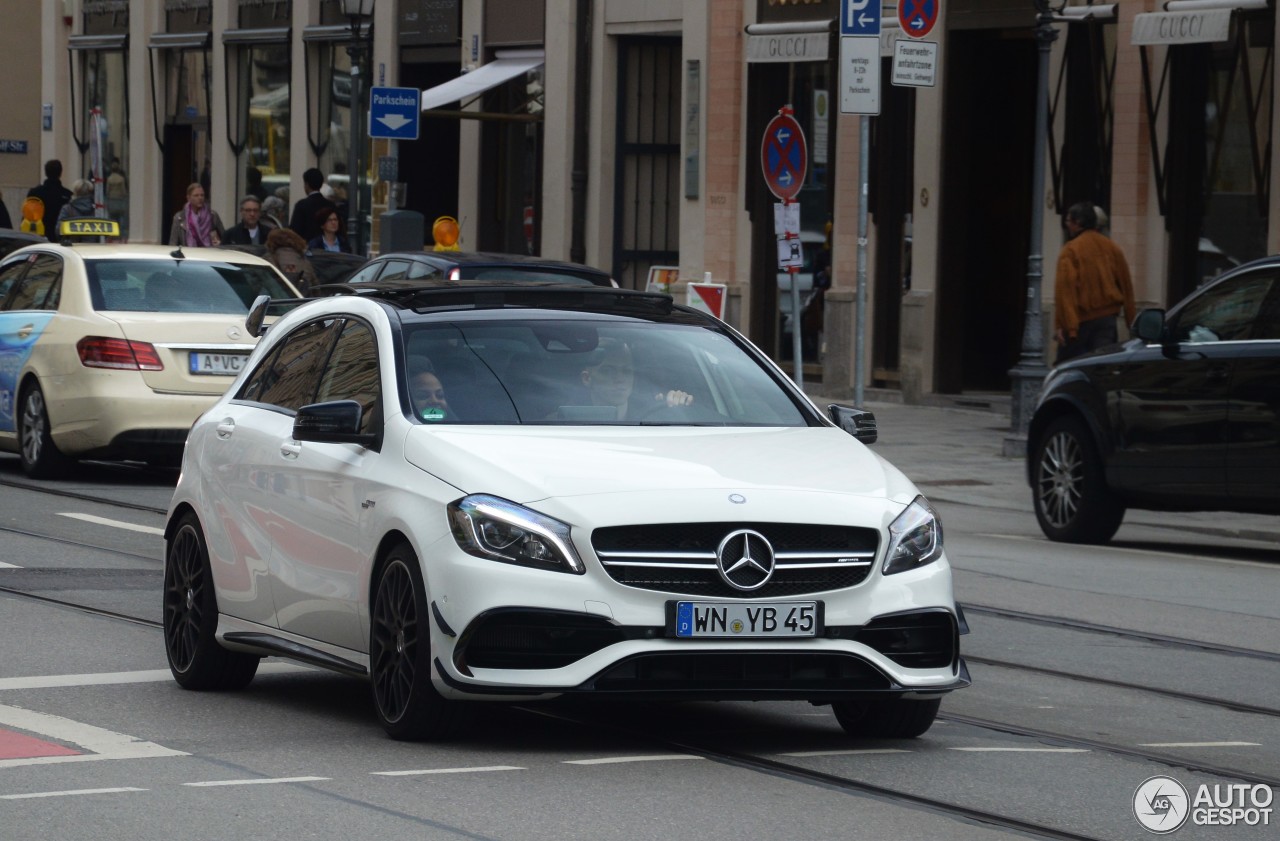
592;522;880;598
588;651;890;694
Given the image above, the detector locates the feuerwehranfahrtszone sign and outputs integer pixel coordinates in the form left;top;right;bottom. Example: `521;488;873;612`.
891;39;939;88
368;86;421;140
898;0;940;40
761;110;807;202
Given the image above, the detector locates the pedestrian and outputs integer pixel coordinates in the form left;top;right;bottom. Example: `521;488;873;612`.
105;159;128;229
54;179;96;229
288;168;335;243
246;166;267;201
307;208;350;253
27;159;73;242
222;195;277;246
0;195;10;229
1053;202;1136;364
261;194;287;230
264;227;318;294
169;182;225;247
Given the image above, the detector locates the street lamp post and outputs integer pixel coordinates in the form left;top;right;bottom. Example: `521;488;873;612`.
342;0;374;256
1004;0;1062;458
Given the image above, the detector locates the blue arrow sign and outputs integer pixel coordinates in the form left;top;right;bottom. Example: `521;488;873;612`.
841;0;880;37
368;86;421;140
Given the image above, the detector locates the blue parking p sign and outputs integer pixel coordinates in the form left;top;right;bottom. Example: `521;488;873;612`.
841;0;881;36
368;86;421;140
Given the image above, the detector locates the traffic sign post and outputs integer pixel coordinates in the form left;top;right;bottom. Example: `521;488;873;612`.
761;107;808;386
839;37;881;115
368;86;421;140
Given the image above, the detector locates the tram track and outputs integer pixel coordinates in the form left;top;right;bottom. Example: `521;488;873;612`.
0;476;170;516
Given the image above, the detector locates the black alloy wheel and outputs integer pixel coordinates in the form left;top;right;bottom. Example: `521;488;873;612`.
832;697;941;739
163;514;259;690
18;382;73;479
1032;415;1125;544
370;544;466;740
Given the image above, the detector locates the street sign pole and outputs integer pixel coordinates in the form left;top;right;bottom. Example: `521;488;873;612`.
762;106;809;387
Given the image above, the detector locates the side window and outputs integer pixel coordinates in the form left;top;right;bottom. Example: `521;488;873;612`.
1171;272;1276;343
0;259;29;309
346;262;385;284
376;260;412;283
244;318;340;411
1252;280;1280;340
7;255;62;311
407;260;444;281
316;320;381;434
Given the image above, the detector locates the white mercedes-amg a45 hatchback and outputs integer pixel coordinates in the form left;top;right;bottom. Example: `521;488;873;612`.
164;283;968;740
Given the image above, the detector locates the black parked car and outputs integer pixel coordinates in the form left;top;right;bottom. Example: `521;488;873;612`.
0;228;46;258
216;244;366;288
1027;257;1280;543
333;250;615;289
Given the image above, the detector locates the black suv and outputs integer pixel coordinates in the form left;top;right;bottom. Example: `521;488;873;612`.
1027;258;1280;543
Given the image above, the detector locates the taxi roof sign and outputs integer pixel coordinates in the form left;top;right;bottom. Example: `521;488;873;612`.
59;218;121;238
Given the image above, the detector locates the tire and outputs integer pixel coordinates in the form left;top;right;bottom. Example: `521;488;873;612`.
18;382;73;479
833;697;941;739
370;542;467;741
1032;415;1125;544
163;514;260;690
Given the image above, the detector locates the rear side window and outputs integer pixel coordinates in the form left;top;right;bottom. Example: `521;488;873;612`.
6;255;62;311
86;259;295;313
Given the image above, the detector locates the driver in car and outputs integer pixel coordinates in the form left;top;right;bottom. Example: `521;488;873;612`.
581;339;693;420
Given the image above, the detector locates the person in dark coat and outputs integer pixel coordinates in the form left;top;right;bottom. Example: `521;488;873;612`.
27;159;73;242
288;168;335;244
0;196;11;229
222;195;277;246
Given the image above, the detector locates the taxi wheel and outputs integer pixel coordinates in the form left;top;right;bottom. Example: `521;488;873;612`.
832;697;941;739
370;543;468;741
163;514;260;690
18;383;73;479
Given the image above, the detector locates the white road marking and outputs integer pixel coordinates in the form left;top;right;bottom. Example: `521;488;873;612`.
950;747;1089;753
0;662;313;691
969;533;1278;568
57;512;164;536
0;703;186;769
184;776;330;787
1139;741;1260;748
373;766;525;776
564;755;704;765
781;749;909;757
0;561;21;569
0;787;148;800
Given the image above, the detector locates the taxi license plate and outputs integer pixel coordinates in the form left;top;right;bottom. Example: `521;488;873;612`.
673;601;818;638
190;352;249;376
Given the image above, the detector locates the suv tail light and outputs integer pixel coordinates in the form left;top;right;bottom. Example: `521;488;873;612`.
77;336;165;371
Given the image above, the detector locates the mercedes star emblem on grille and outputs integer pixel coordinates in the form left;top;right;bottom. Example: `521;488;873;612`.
716;529;775;591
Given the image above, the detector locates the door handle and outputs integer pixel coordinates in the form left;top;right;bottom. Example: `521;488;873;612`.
280;441;302;459
215;418;235;438
17;323;35;340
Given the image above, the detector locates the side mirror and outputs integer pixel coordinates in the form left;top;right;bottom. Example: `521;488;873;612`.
828;404;877;445
294;400;379;448
1132;308;1167;343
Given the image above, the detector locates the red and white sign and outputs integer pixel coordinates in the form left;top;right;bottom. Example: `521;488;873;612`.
686;282;726;320
761;109;807;202
898;0;939;40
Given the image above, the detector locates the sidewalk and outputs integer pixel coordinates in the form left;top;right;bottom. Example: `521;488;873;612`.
806;389;1280;546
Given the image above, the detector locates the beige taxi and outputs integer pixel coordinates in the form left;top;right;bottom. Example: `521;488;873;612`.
0;220;300;477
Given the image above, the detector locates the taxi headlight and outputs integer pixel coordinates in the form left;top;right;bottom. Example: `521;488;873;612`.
883;496;943;575
447;494;585;574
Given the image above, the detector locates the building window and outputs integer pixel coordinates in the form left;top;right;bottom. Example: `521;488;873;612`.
72;47;129;234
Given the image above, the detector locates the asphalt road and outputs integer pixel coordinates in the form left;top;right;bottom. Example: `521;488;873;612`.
0;407;1276;840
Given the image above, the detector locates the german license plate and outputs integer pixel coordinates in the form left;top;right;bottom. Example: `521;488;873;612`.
190;352;248;376
674;601;818;638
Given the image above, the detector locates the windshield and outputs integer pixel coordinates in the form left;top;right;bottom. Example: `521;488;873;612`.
85;259;295;313
402;319;809;427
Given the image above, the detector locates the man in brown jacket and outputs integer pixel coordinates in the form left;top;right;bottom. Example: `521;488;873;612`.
1054;202;1137;363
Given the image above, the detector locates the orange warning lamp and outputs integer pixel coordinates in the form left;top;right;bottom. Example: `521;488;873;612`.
432;215;460;251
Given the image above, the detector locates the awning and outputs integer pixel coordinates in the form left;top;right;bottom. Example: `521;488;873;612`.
68;34;128;51
744;20;833;64
421;49;544;111
147;32;212;50
222;27;290;45
1132;0;1267;45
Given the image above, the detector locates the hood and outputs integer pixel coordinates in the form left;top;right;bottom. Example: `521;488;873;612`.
402;425;917;505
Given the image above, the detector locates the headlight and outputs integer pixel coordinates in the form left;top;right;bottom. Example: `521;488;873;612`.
883;496;943;575
447;494;585;574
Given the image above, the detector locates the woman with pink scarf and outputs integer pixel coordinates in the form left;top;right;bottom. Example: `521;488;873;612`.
168;182;225;246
